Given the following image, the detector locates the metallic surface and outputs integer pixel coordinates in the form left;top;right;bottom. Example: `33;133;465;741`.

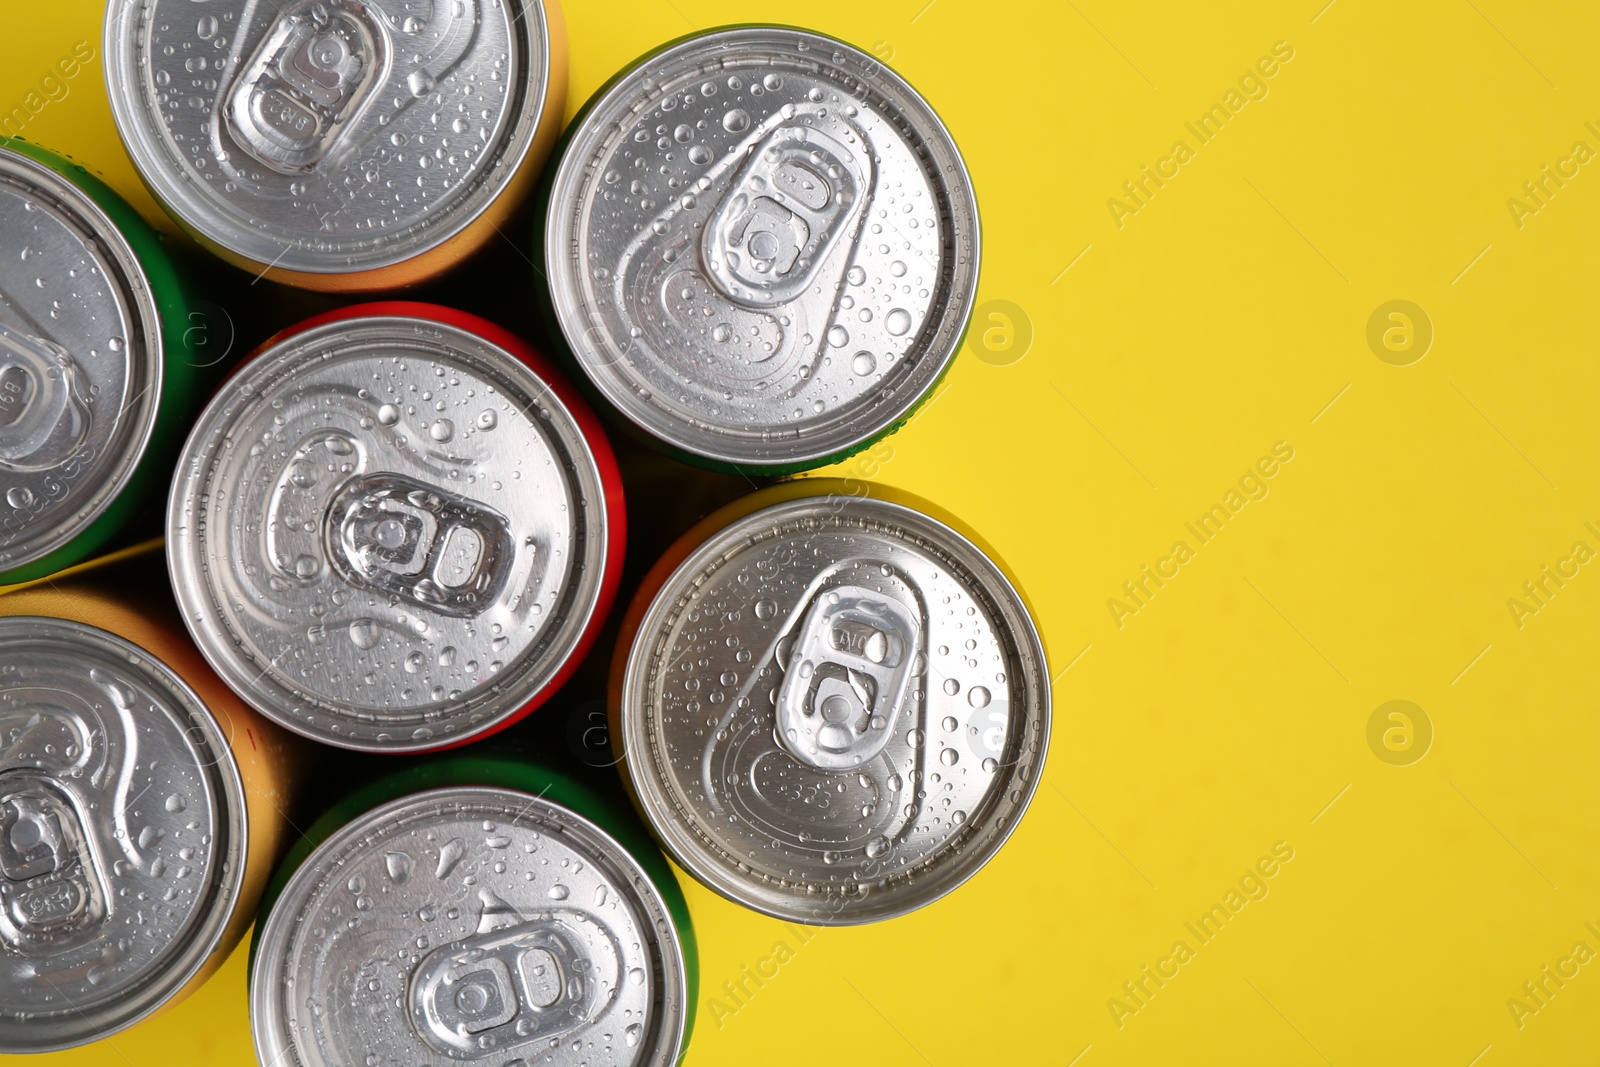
618;488;1048;924
251;786;686;1067
106;0;561;284
0;146;162;575
168;315;611;751
545;26;980;469
0;617;246;1052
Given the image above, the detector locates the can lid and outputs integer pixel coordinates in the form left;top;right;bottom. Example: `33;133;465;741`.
0;146;163;574
0;616;246;1052
251;786;687;1067
168;315;612;751
105;0;555;276
546;26;980;469
620;492;1048;924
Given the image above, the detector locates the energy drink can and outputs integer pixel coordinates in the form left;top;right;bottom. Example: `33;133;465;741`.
104;0;567;292
612;480;1048;924
167;303;625;752
0;561;300;1051
0;138;197;585
250;757;692;1066
543;26;980;473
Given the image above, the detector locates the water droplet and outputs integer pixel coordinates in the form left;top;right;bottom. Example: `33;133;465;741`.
625;1023;643;1047
293;555;317;578
405;651;426;673
196;14;218;38
137;826;162;849
348;619;380;649
406;69;437;97
890;260;908;277
943;678;960;696
968;686;991;708
826;325;849;348
288;460;317;488
886;309;913;336
688;144;712;166
982;757;999;773
547;883;570;900
865;836;890;858
438;646;457;667
711;323;732;343
436;838;465;879
941;716;958;733
851;351;876;375
429;419;454;443
763;74;783;91
165;794;186;813
476;409;497;430
940;748;959;766
628;967;646;986
385;852;412;883
753;599;778;620
377;404;399;426
722;108;750;132
6;487;34;510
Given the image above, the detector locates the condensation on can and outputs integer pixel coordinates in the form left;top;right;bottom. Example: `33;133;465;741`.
167;303;624;753
0;570;299;1052
611;479;1048;925
104;0;568;291
0;139;197;585
543;26;980;473
251;772;689;1067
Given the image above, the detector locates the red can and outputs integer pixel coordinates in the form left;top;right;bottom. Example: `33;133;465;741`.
167;302;624;752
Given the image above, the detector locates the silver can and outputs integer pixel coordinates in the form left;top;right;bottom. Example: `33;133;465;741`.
251;785;687;1066
0;616;247;1052
104;0;566;291
615;482;1049;924
544;26;980;471
0;144;165;582
167;308;621;752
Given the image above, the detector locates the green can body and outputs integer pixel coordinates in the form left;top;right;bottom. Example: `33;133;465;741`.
0;138;198;584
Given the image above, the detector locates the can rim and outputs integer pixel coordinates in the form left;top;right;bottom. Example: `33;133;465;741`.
250;785;688;1066
103;0;554;276
0;145;164;573
619;488;1049;924
544;24;981;469
0;615;248;1053
166;314;612;752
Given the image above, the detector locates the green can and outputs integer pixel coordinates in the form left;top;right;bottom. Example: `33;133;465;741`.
0;138;197;584
250;757;697;1066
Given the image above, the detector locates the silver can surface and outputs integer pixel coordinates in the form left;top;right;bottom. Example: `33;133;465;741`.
616;484;1048;924
0;146;163;577
251;786;687;1067
167;308;620;753
105;0;565;290
0;616;247;1052
545;26;980;471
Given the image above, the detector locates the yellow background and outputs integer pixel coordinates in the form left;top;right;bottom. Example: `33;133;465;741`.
5;0;1599;1064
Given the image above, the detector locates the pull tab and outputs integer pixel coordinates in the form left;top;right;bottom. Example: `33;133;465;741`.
225;0;390;173
0;779;108;955
702;125;872;308
0;319;90;472
408;916;611;1058
326;472;514;617
774;585;921;771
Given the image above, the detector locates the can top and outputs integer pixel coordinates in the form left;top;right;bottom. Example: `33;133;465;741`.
620;491;1048;923
252;786;687;1067
545;26;980;469
0;146;163;575
105;0;555;276
0;616;246;1052
168;314;612;751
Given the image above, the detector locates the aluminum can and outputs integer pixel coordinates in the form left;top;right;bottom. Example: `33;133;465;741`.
168;302;625;752
105;0;567;292
612;480;1048;924
0;138;197;585
251;758;691;1067
543;26;980;473
0;564;300;1052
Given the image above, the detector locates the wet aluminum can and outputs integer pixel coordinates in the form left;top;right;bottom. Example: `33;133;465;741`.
0;570;300;1052
543;26;980;473
612;480;1048;924
168;303;625;752
251;764;690;1067
105;0;568;292
0;138;198;585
